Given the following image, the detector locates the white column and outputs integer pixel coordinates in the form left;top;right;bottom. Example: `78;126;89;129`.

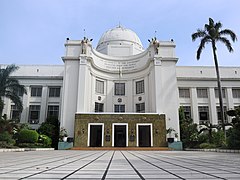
226;87;234;123
20;86;30;123
126;80;132;112
40;86;48;124
106;80;113;112
77;56;90;112
226;88;234;109
3;98;11;118
61;59;79;137
144;76;149;112
153;64;162;113
209;88;217;125
190;88;199;124
159;59;180;140
148;68;156;112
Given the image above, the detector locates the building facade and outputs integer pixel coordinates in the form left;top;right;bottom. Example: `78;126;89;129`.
1;26;240;147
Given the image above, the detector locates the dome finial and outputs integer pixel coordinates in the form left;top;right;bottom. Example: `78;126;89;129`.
118;21;122;28
83;28;86;39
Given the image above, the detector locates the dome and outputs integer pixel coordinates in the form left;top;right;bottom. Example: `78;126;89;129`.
96;26;144;56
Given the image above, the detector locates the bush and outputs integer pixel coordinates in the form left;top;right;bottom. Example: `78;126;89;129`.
18;129;39;143
38;134;52;147
17;143;45;148
38;117;60;149
0;141;17;148
227;127;240;149
212;130;225;147
0;131;15;145
198;133;208;144
199;143;217;149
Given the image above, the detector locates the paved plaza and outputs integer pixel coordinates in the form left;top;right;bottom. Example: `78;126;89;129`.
0;150;240;179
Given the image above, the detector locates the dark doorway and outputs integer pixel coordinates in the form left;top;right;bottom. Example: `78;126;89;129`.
114;125;126;147
90;125;102;147
138;125;151;147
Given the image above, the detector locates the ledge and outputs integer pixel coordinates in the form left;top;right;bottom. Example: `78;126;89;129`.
0;148;54;152
185;148;240;153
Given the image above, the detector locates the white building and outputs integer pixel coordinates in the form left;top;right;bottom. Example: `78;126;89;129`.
1;26;240;147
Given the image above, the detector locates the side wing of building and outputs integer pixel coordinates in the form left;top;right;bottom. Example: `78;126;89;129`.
1;65;64;129
177;66;240;125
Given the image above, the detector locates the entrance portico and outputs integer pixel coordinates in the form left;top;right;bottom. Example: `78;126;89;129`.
74;113;166;148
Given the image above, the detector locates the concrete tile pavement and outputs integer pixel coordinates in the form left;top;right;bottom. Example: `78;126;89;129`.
0;150;239;179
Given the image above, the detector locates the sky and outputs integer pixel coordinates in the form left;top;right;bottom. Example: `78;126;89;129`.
0;0;240;66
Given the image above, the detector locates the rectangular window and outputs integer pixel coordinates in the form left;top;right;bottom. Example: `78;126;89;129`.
136;80;144;94
216;106;227;124
136;103;145;113
49;87;60;97
47;105;59;119
215;88;226;98
115;83;125;96
197;88;208;98
96;80;104;94
114;104;125;112
179;88;190;98
10;105;21;121
31;86;42;97
232;88;240;98
14;88;24;97
29;105;41;124
95;102;104;112
198;106;209;124
182;106;191;119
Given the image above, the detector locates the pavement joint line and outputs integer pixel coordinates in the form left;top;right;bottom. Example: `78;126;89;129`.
134;151;227;180
60;151;108;179
0;151;94;174
0;152;89;169
147;151;240;175
18;151;99;179
150;151;240;169
121;151;145;180
127;151;185;180
101;151;115;180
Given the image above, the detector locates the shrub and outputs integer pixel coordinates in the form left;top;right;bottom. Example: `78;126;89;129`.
38;117;59;149
198;133;208;144
0;131;15;145
179;107;199;148
227;127;240;149
0;141;17;148
18;129;39;143
199;143;217;149
17;143;44;148
38;122;55;138
38;134;52;147
212;130;225;147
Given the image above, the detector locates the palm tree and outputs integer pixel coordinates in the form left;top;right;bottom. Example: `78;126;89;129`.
192;18;237;132
0;64;27;117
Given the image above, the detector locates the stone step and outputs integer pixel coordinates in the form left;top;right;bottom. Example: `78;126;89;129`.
70;147;170;151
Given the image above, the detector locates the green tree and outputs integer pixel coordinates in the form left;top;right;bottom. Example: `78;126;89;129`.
179;107;199;148
0;64;27;116
38;116;59;149
192;18;237;131
226;107;240;149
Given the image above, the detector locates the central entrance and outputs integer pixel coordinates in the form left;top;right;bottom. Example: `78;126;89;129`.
112;123;128;147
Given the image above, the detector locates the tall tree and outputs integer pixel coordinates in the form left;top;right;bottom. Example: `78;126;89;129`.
192;18;237;131
0;65;27;117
